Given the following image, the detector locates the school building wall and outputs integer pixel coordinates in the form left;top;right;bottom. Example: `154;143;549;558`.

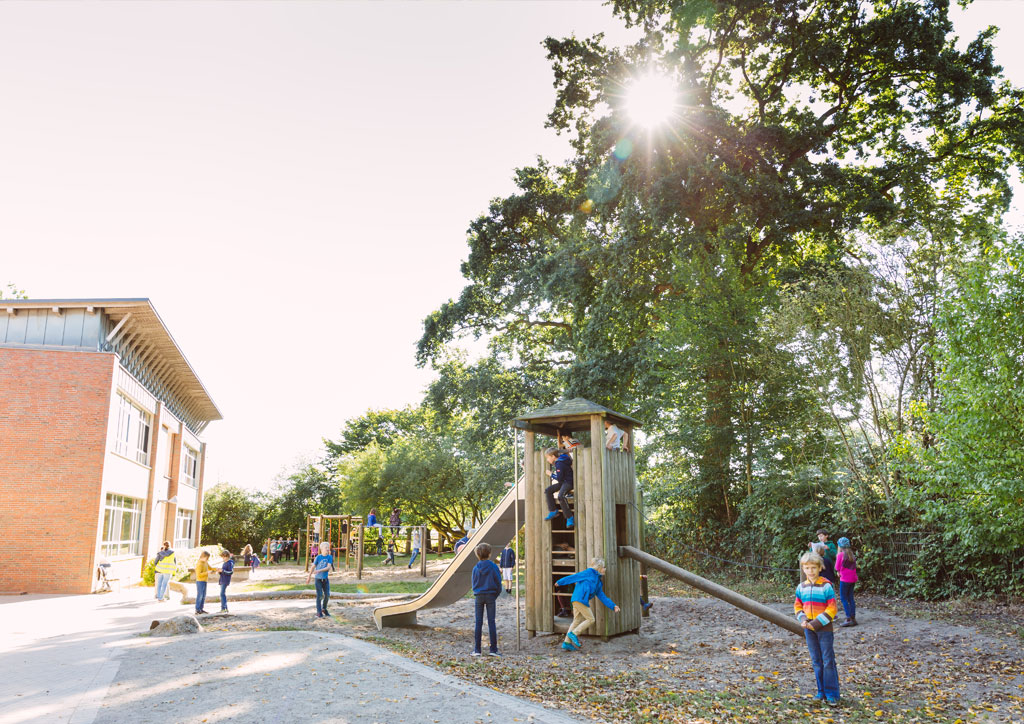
0;348;116;594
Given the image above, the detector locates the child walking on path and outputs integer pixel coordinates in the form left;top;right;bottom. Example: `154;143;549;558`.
384;539;396;565
556;558;620;651
194;551;212;615
795;551;840;706
307;541;334;618
471;543;502;657
835;537;858;627
543;447;575;528
499;543;516;594
408;528;422;569
216;550;235;613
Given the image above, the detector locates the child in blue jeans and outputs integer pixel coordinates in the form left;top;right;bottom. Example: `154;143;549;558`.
307;541;335;618
795;551;840;706
215;550;234;612
470;543;502;656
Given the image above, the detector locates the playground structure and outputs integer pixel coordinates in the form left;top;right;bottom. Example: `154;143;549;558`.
305;514;361;571
373;397;803;640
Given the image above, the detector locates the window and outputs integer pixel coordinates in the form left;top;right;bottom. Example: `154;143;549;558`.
113;392;152;466
101;494;143;557
181;445;198;487
174;509;195;550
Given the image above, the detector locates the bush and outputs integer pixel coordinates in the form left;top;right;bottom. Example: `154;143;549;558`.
143;544;224;586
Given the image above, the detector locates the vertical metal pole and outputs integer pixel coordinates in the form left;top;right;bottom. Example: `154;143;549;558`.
512;428;520;655
356;524;365;580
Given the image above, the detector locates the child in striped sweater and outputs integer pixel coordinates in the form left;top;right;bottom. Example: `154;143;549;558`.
795;551;840;707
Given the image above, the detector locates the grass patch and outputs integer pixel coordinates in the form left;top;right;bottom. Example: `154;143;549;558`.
247;581;431;594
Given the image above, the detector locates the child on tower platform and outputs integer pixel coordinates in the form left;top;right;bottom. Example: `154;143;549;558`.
556;557;619;651
543;446;574;528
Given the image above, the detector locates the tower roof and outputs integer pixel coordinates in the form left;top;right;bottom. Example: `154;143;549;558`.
512;397;641;436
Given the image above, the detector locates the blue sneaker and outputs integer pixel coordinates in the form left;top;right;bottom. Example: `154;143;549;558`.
560;641;575;651
544;511;558;521
567;631;581;648
566;516;574;528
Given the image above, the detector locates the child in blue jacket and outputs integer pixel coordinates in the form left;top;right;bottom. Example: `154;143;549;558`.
556;558;620;651
543;447;575;528
471;543;502;656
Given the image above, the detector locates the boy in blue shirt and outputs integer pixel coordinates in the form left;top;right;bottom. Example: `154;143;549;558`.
543;447;575;528
307;541;335;618
556;558;620;651
470;543;502;657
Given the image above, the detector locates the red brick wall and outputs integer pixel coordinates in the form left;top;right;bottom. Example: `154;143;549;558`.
0;348;115;594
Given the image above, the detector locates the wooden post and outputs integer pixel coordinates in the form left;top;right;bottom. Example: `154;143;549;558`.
419;524;427;577
356;524;365;580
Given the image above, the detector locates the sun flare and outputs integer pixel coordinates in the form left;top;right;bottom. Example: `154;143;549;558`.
625;73;677;128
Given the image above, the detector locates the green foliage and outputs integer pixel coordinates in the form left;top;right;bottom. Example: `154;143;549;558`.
892;233;1024;595
412;0;1024;598
0;283;27;300
142;557;155;586
201;483;271;553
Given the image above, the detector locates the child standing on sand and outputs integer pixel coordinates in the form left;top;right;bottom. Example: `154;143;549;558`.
795;551;840;707
307;541;334;618
470;543;502;657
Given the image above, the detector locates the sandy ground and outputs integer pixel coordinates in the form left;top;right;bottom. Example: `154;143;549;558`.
201;563;1024;723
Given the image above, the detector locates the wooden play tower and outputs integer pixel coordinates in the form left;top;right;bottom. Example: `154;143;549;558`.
513;398;644;639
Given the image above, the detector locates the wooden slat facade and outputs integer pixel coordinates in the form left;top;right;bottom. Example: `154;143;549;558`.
522;408;642;639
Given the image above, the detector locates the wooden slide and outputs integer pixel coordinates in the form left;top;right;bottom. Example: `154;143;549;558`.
373;476;527;630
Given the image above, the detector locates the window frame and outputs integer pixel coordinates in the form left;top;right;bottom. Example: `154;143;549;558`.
180;444;199;488
174;508;195;550
113;392;152;467
100;493;144;558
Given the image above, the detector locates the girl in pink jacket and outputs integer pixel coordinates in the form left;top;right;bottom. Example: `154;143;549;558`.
835;537;858;627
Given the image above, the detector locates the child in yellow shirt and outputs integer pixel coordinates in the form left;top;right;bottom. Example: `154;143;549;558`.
194;551;212;615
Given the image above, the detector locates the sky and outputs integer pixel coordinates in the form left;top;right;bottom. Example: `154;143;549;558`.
2;1;1022;493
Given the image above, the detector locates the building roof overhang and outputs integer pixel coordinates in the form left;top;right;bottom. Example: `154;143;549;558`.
3;298;222;422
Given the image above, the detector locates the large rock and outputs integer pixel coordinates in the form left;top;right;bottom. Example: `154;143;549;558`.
149;615;203;637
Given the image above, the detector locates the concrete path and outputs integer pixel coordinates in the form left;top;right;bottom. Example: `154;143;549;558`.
0;589;580;724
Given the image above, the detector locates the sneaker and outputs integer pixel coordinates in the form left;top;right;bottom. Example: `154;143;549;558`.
544;511;558;521
566;516;574;528
220;609;229;613
488;651;501;657
826;698;840;707
560;641;576;651
567;631;581;648
812;694;824;701
471;651;482;657
642;601;654;612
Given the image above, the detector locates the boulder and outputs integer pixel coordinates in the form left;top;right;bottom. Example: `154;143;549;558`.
149;615;203;637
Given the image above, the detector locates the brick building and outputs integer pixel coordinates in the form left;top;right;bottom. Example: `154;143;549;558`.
0;299;222;594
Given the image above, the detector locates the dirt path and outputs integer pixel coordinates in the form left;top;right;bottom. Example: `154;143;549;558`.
203;571;1024;723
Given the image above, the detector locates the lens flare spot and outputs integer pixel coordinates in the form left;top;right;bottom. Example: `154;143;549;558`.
579;199;594;214
613;138;634;161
